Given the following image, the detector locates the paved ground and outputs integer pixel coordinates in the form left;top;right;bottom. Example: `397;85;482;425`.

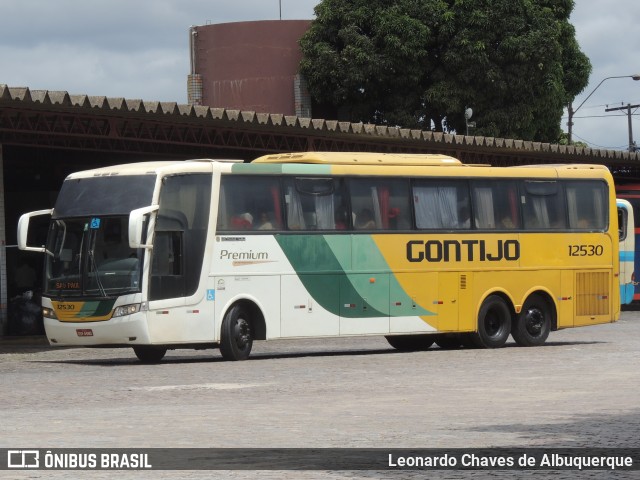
1;311;639;479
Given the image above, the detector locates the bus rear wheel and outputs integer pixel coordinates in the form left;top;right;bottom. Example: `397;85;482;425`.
470;295;512;348
220;305;253;361
385;334;434;351
133;346;167;363
512;294;551;347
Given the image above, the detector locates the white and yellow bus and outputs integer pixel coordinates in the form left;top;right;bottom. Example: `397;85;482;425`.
18;152;621;361
617;198;635;304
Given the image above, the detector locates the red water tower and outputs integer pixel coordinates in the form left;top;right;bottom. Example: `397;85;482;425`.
188;20;312;117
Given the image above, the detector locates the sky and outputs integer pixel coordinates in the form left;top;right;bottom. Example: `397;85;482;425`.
1;0;638;151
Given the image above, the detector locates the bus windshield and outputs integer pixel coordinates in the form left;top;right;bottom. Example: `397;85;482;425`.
45;216;143;297
43;174;156;297
53;175;156;218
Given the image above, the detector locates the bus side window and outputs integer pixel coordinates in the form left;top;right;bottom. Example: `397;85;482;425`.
618;207;627;240
521;181;567;230
153;231;182;276
150;174;211;301
218;175;283;232
618;207;625;239
413;180;469;230
350;178;410;230
284;177;344;230
471;180;520;230
566;181;607;230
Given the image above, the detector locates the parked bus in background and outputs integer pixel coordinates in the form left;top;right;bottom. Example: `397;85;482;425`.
617;198;635;304
616;182;640;301
18;153;621;362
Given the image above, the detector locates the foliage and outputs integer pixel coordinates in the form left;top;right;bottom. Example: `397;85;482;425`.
557;131;587;148
299;0;591;142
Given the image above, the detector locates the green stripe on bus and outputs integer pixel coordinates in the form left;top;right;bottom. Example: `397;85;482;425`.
231;163;284;174
78;300;116;318
231;163;332;175
276;235;434;318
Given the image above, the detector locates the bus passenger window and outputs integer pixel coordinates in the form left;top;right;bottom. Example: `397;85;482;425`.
522;181;566;230
566;181;607;230
284;177;344;230
618;208;627;240
150;173;211;301
350;178;410;230
218;175;283;232
414;180;469;229
471;180;520;230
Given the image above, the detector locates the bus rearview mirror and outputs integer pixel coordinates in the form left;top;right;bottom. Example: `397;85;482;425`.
17;209;53;252
129;205;159;249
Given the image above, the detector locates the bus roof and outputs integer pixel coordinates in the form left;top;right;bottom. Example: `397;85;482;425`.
252;152;462;166
63;158;241;179
513;163;610;172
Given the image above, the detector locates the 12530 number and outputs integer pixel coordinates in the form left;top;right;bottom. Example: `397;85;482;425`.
568;244;603;256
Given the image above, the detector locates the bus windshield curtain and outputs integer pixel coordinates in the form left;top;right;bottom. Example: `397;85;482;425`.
271;186;282;229
380;187;390;228
315;194;335;229
509;189;519;227
286;185;305;229
567;188;579;227
369;186;390;228
414;186;458;228
531;196;550;228
593;188;604;227
473;187;495;229
370;187;382;228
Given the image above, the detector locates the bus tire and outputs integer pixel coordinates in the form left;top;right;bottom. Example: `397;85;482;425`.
471;295;512;348
511;294;552;347
385;334;434;351
133;346;167;363
220;304;253;361
434;333;462;349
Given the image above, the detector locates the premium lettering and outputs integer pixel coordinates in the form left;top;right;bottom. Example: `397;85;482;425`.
406;239;520;262
219;249;269;261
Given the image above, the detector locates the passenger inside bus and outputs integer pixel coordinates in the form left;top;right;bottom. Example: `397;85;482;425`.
355;209;377;229
231;212;254;230
334;208;348;230
256;212;274;230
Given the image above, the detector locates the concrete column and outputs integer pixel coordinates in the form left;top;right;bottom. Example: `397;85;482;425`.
0;144;7;335
294;74;312;119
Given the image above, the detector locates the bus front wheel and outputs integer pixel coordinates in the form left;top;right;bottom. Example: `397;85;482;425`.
133;346;167;363
220;305;253;361
471;295;512;348
511;294;551;347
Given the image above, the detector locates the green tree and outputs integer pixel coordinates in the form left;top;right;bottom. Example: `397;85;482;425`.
299;0;591;142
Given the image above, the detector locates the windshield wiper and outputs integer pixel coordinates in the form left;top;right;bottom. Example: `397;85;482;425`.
88;247;107;298
89;231;107;297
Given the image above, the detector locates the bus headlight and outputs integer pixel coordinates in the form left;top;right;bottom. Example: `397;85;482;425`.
112;304;141;318
42;307;58;319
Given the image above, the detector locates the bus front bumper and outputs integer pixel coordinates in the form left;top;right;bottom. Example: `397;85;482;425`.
43;313;151;346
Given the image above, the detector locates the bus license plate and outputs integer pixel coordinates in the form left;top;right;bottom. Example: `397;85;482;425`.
76;329;93;337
